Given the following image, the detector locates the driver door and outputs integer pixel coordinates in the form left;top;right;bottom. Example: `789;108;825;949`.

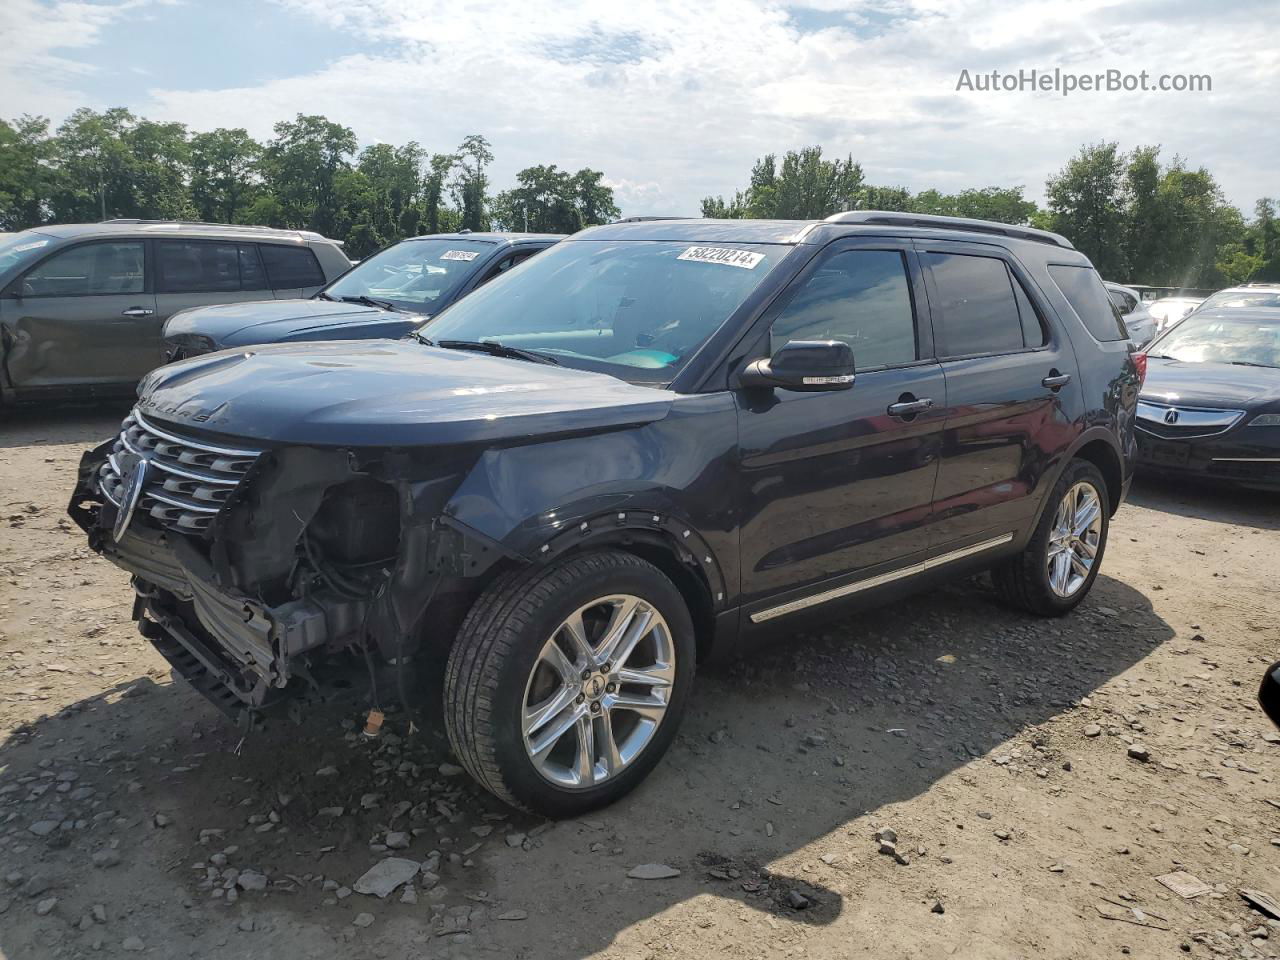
734;239;947;616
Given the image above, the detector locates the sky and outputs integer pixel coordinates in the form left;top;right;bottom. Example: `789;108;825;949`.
2;0;1277;218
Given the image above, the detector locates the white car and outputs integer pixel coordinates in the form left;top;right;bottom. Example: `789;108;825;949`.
1147;296;1203;333
1104;282;1157;345
1191;283;1280;314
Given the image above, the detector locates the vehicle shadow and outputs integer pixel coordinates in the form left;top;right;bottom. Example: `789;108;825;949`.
0;402;129;450
0;572;1171;959
1129;472;1279;531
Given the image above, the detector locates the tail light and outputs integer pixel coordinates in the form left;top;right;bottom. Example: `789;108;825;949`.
1132;351;1147;387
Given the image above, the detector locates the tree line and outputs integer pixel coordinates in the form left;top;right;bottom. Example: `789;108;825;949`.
0;109;620;258
703;144;1279;288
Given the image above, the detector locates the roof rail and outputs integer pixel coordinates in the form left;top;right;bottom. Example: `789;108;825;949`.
610;216;692;223
824;210;1073;249
99;219;335;242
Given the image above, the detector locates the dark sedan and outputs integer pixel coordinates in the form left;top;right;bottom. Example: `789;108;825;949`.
1135;306;1280;490
162;231;561;361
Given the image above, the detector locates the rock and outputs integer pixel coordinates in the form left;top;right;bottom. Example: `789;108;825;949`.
627;863;681;880
505;833;527;848
802;734;826;747
353;858;420;898
336;886;352;900
384;831;410;850
237;917;255;932
994;829;1011;841
35;897;57;916
399;885;418;905
932;900;945;914
92;849;121;869
92;904;107;923
152;813;171;828
315;766;338;777
1083;724;1102;738
438;763;465;777
1127;745;1151;763
352;912;375;928
786;891;810;910
121;936;145;952
236;871;268;891
1156;871;1212;899
498;909;529;920
875;826;898;844
21;876;51;898
28;821;59;837
976;811;993;820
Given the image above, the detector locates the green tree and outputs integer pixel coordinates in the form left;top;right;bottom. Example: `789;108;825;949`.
189;128;262;223
572;168;619;227
451;134;493;231
1042;142;1128;278
261;114;357;236
491;164;619;233
0;115;57;230
911;186;1038;224
702;147;864;220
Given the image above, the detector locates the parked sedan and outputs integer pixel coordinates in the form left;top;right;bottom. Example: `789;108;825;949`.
163;232;562;361
1136;306;1280;490
0;222;350;405
1104;281;1157;345
1147;296;1203;333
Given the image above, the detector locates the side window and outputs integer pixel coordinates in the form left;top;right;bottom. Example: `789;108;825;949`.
922;252;1025;357
476;255;515;287
23;242;145;297
259;244;324;288
1048;265;1128;342
238;244;269;290
156;241;239;294
1010;270;1047;348
769;249;917;369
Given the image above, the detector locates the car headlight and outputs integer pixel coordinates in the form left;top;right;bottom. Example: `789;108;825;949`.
1249;414;1280;426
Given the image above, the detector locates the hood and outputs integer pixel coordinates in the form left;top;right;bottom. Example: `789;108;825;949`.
135;340;674;447
1142;357;1280;408
165;298;415;347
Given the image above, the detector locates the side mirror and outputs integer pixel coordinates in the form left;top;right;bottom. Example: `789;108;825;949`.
740;340;855;392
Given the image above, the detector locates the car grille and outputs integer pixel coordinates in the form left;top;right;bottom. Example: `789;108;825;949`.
98;410;264;534
1135;399;1245;439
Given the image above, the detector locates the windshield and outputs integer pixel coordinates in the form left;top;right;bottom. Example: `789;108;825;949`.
324;238;496;313
1149;312;1280;368
419;240;790;383
0;231;56;277
1196;289;1280;312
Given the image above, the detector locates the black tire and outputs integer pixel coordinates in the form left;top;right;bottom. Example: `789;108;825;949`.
444;549;695;817
992;458;1110;616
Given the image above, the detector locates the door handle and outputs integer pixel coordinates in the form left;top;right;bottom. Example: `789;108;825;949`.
121;307;155;318
1042;372;1072;389
887;397;934;418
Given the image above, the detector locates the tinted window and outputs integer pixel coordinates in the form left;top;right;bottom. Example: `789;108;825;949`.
770;250;916;368
239;244;269;290
23;242;144;296
157;240;239;293
259;244;324;288
1048;265;1128;341
923;252;1024;356
1108;288;1137;313
1011;273;1047;347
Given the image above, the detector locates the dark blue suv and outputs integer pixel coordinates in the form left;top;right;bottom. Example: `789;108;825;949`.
70;212;1141;817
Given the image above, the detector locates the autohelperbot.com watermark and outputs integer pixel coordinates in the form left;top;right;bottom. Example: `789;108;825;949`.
955;67;1211;96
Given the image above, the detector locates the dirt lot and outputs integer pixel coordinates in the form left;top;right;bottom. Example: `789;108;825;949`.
1;405;1278;960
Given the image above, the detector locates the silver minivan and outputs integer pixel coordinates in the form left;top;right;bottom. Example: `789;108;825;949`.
0;220;350;406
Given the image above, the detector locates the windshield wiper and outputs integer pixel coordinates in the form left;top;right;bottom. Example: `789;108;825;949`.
436;339;560;366
341;294;397;311
1229;360;1277;368
406;330;433;347
315;291;337;301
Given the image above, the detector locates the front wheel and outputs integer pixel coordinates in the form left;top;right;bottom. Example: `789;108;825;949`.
444;550;695;817
993;458;1110;616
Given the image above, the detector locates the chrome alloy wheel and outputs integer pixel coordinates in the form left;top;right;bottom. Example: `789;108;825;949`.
521;595;675;789
1046;480;1103;598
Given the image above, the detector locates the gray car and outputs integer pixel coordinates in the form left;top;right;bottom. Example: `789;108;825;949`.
0;220;350;405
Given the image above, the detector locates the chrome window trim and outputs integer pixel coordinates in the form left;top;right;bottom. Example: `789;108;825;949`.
749;533;1014;624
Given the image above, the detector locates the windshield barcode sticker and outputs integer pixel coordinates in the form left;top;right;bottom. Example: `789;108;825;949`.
441;250;480;262
677;246;764;269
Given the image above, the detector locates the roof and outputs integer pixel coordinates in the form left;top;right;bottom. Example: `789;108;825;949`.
574;211;1074;249
33;221;337;244
404;231;564;243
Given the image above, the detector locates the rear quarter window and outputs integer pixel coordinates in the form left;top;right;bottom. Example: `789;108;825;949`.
1048;265;1128;341
259;244;324;288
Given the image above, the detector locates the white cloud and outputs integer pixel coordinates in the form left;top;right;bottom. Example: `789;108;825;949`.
3;0;1278;215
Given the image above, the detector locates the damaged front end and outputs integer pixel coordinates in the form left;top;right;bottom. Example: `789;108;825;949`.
68;409;496;728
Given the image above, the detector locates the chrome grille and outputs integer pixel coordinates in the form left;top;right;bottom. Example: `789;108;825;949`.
1135;399;1245;440
98;410;263;534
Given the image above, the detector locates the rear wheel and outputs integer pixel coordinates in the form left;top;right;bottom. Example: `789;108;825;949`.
993;458;1109;616
444;550;695;816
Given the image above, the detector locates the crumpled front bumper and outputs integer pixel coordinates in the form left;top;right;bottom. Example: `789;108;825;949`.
69;447;364;726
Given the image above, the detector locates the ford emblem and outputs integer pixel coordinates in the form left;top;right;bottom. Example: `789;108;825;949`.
113;458;150;542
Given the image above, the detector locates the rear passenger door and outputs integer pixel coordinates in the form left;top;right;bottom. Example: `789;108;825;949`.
154;240;269;362
918;240;1082;552
258;243;326;298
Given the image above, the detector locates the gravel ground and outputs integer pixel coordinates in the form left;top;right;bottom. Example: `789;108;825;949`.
2;404;1279;960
